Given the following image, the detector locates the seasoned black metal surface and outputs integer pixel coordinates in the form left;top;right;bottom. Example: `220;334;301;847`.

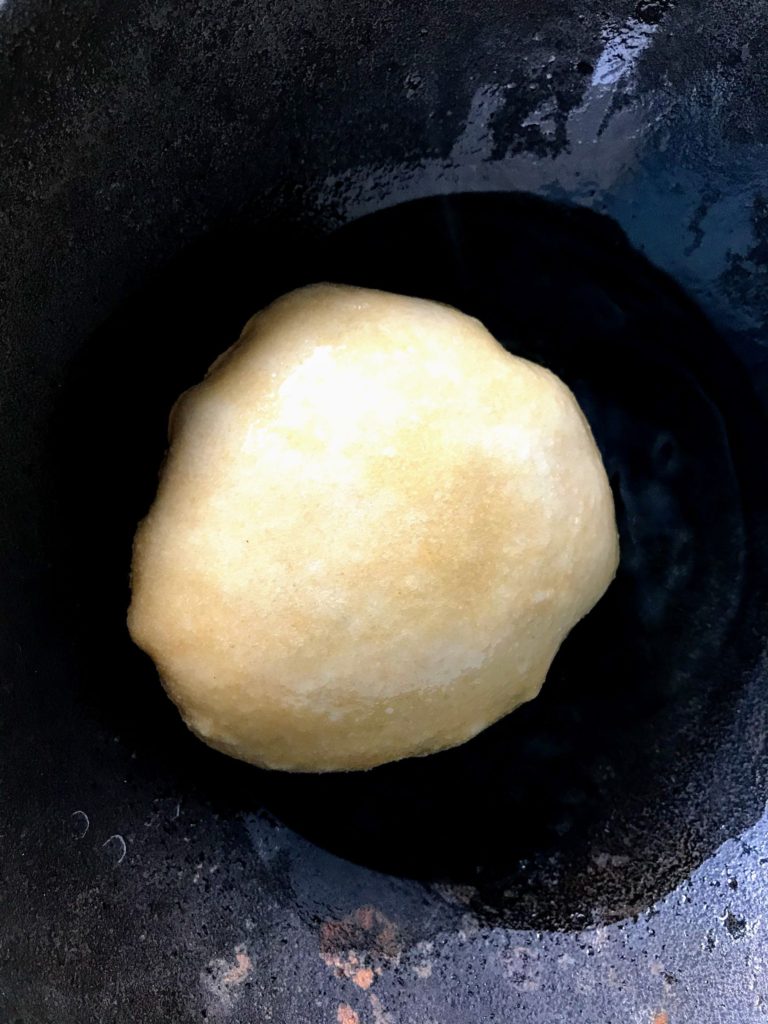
1;0;768;1022
263;191;768;922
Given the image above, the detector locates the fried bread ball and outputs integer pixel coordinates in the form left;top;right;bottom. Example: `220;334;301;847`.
128;284;618;771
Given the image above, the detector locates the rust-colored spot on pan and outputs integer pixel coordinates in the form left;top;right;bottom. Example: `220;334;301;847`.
337;1003;360;1024
320;905;401;986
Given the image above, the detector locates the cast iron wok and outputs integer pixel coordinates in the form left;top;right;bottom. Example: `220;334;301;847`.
2;0;768;1021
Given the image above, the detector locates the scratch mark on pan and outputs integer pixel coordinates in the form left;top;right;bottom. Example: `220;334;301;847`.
102;834;127;865
71;810;90;839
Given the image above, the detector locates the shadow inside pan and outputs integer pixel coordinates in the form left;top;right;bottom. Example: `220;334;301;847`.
50;192;768;929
